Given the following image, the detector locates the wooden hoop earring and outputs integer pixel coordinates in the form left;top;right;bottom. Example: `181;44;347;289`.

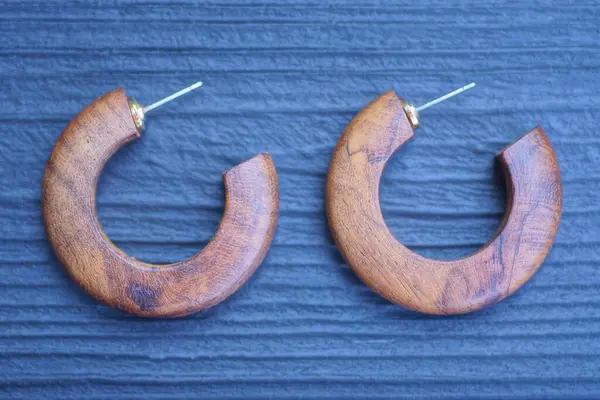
42;86;279;317
326;90;562;315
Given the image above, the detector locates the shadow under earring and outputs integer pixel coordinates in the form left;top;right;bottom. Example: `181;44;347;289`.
42;82;279;318
326;84;562;315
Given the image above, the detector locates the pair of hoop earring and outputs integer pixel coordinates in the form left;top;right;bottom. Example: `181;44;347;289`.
42;81;562;318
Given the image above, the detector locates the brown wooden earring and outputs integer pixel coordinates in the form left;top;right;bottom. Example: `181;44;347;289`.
326;85;562;315
42;83;279;318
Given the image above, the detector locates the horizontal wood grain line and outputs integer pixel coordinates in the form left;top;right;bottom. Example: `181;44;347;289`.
2;46;599;55
0;393;587;400
0;391;591;400
0;305;595;319
0;170;597;185
2;0;598;8
0;311;597;324
2;24;598;37
1;329;600;341
1;3;595;20
0;206;523;220
0;392;589;400
2;15;596;24
1;333;599;345
2;206;595;221
0;107;596;121
2;375;600;386
0;396;576;400
0;108;596;126
1;45;599;55
0;200;521;218
1;300;600;310
0;202;600;220
3;352;600;362
4;65;600;78
0;393;586;400
0;313;598;326
4;127;599;145
33;25;577;33
1;0;596;6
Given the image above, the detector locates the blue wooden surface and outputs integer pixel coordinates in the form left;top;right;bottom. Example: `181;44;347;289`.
1;0;600;398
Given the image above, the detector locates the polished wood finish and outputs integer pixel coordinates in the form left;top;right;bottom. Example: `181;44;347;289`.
42;89;279;317
326;91;562;315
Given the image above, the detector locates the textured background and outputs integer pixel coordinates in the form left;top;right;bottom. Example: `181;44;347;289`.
1;0;599;398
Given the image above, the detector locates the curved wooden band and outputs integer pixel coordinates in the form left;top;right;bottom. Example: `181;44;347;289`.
326;91;562;315
42;89;279;317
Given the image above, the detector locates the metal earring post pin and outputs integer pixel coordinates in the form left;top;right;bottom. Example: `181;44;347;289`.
402;82;476;128
128;81;204;131
144;81;204;114
416;82;476;112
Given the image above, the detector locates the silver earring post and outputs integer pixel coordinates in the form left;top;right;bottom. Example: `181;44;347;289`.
402;82;476;128
128;81;204;132
416;82;476;112
143;81;204;114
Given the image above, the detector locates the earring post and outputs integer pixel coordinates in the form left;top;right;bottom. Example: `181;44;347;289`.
143;81;203;114
415;82;476;112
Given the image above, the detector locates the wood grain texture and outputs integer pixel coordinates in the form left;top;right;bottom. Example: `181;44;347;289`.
326;91;562;314
41;89;279;317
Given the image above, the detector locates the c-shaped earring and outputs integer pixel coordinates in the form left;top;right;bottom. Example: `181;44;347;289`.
42;82;279;317
326;84;562;315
